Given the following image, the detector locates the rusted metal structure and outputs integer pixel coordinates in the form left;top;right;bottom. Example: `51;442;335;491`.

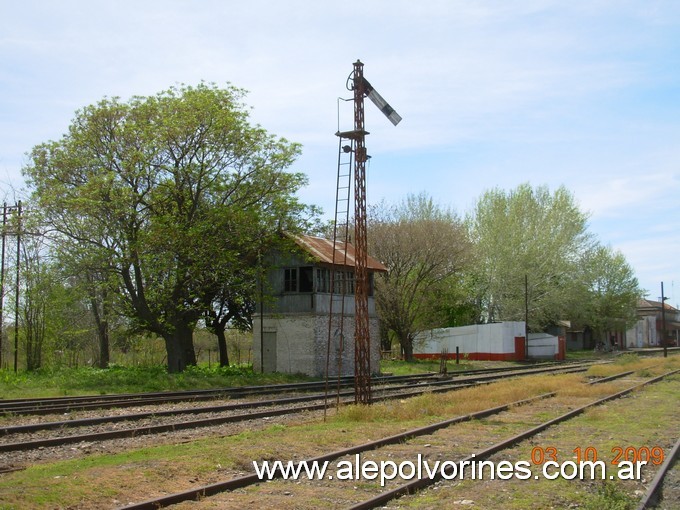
331;60;400;405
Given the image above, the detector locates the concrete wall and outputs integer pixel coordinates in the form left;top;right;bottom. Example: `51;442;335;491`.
252;313;381;377
528;333;559;359
414;322;526;361
625;315;658;348
414;323;564;360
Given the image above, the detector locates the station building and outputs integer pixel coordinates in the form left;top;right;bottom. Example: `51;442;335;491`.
252;234;387;377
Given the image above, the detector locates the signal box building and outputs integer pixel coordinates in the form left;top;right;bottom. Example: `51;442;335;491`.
252;234;387;377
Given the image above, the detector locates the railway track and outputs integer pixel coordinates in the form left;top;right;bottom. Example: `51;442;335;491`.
0;372;438;416
0;363;595;454
636;437;680;510
0;360;581;416
115;368;679;510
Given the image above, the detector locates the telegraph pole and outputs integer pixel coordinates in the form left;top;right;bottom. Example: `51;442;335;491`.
14;201;21;373
0;202;21;372
661;282;668;358
0;203;6;369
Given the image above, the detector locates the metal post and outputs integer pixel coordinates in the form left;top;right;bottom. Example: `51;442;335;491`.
352;60;372;405
661;282;667;358
13;201;21;373
456;346;460;365
259;251;265;373
525;274;529;360
0;203;6;369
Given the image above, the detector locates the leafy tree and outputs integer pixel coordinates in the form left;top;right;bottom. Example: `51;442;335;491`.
572;244;642;343
466;183;592;331
20;235;49;370
23;83;312;372
368;193;472;361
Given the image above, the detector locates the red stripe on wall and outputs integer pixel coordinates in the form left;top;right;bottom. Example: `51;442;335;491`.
413;352;520;361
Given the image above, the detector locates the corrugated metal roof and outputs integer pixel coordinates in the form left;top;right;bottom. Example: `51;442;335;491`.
290;234;387;272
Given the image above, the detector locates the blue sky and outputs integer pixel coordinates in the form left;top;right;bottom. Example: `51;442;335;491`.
1;1;679;304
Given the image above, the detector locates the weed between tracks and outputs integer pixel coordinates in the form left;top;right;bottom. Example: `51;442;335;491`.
397;366;680;509
0;356;677;509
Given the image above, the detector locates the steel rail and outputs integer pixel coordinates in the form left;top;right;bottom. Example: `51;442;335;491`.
587;370;635;385
0;362;595;416
114;368;678;510
0;359;586;410
348;369;680;509
0;361;574;413
0;372;440;414
0;381;478;453
635;436;680;510
0;364;590;442
118;392;556;510
0;377;479;437
0;365;591;453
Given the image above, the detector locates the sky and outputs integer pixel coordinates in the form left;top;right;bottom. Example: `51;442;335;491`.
1;0;679;305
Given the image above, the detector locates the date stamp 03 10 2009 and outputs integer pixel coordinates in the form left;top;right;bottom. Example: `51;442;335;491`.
527;445;665;481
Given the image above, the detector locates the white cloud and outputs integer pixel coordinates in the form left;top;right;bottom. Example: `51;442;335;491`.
1;0;679;297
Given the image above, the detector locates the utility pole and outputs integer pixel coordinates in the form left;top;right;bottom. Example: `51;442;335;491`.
14;201;21;373
661;282;668;358
0;204;6;369
0;202;21;372
525;274;529;360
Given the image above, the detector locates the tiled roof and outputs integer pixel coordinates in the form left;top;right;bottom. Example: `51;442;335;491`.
290;234;388;272
639;298;679;312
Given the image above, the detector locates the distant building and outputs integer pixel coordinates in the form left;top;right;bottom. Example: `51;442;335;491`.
626;299;680;348
252;234;387;376
413;321;566;361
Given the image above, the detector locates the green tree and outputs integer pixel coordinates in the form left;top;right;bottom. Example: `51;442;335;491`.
572;244;642;343
20;236;49;370
368;193;472;361
23;83;311;372
466;183;592;331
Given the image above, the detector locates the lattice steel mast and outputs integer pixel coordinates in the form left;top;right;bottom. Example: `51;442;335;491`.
351;61;372;405
333;60;401;405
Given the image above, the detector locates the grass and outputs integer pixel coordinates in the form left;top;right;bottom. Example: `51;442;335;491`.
0;359;677;509
380;357;526;376
0;352;675;402
586;352;680;378
380;358;467;375
0;356;536;399
583;482;636;510
398;365;680;510
0;364;312;399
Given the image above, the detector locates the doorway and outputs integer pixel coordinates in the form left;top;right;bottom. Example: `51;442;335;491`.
262;331;277;372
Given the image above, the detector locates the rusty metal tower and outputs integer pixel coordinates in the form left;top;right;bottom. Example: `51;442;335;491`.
333;60;401;405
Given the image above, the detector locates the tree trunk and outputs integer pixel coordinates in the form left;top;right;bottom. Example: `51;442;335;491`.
90;295;110;369
207;310;233;367
163;333;183;373
97;320;110;369
401;334;414;362
215;327;230;367
164;321;196;373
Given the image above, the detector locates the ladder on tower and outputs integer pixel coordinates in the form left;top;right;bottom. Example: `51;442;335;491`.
323;134;354;417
